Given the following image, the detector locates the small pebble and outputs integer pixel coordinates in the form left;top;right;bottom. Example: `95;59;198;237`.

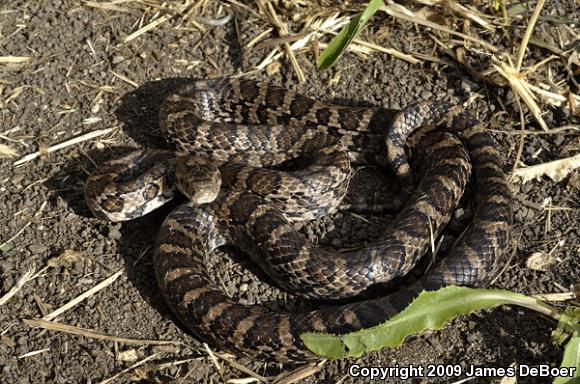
112;55;125;64
28;244;47;254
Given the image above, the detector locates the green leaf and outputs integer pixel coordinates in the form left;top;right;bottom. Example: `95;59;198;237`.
302;286;559;359
554;309;580;345
554;336;580;384
299;333;345;359
317;0;383;70
554;310;580;384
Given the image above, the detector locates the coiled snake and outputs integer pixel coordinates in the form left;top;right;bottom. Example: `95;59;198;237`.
85;78;512;362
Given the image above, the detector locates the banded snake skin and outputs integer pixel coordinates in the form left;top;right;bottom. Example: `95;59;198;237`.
85;77;512;362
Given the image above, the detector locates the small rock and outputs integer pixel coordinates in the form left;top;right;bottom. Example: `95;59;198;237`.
10;173;25;187
16;336;27;347
112;55;125;64
28;244;47;254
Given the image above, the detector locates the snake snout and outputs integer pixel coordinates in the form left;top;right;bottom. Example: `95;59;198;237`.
174;156;222;205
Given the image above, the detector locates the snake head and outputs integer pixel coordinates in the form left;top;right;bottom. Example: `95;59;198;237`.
174;155;221;205
84;149;176;222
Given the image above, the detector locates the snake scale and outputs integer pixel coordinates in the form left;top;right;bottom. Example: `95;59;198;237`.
85;77;512;362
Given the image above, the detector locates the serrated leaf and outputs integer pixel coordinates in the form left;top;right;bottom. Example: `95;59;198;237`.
317;0;383;70
302;286;557;359
300;333;344;359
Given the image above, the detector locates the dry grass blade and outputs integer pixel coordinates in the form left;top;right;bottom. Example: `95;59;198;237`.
0;267;36;306
254;11;418;74
0;143;18;158
13;127;114;166
514;153;580;183
124;15;172;43
532;292;577;301
527;83;580;110
99;353;161;384
515;0;547;71
120;0;204;43
42;269;124;321
274;361;325;384
110;70;139;87
83;1;137;14
23;318;184;346
204;343;224;375
509;97;527;182
0;56;30;63
214;353;269;383
493;60;549;131
0;201;48;250
415;0;494;31
228;378;260;384
17;348;50;359
155;358;198;370
256;0;305;82
320;29;420;64
255;13;350;72
380;3;500;53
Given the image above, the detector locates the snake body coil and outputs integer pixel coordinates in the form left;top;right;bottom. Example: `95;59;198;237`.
86;78;512;362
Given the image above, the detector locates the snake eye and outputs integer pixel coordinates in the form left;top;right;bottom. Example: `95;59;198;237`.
143;183;160;200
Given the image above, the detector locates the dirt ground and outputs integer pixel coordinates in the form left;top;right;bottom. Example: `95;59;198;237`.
1;1;579;383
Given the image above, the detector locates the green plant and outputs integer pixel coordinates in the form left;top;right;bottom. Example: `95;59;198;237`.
301;286;580;384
